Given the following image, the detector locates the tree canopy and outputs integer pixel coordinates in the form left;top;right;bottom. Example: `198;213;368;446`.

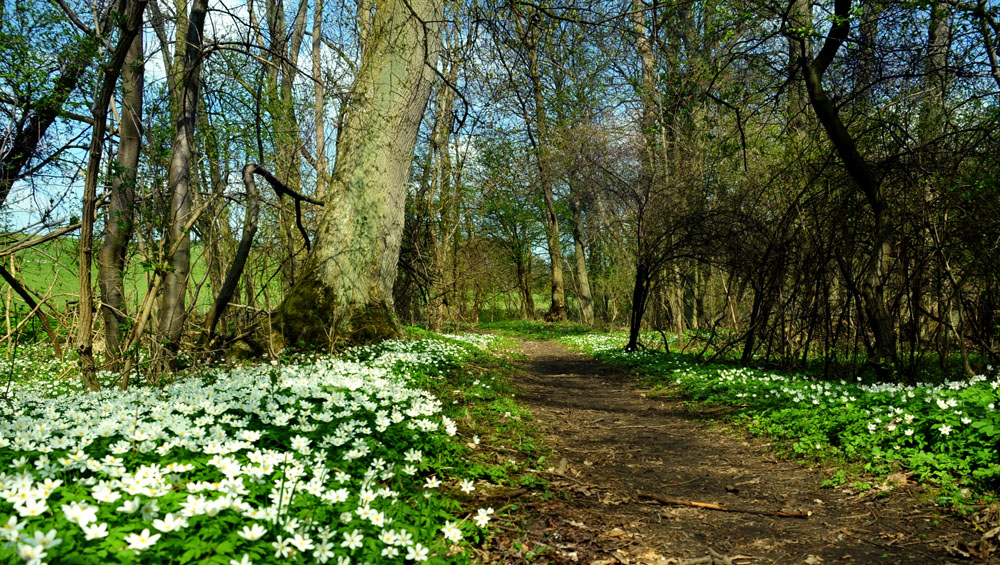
2;0;1000;384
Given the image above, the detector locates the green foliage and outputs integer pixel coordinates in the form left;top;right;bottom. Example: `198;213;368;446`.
0;333;524;564
564;333;1000;504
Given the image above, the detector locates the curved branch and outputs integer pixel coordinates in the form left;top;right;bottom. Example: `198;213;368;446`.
203;163;261;338
252;164;323;251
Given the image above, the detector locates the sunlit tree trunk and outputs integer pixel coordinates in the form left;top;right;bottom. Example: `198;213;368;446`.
278;0;442;346
313;0;328;199
265;0;309;288
514;6;566;321
159;0;209;350
98;24;144;371
76;0;147;389
427;64;457;332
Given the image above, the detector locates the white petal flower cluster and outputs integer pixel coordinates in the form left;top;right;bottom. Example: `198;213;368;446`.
0;334;500;564
564;332;1000;487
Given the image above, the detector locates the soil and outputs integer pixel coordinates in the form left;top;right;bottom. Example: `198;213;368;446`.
478;340;999;564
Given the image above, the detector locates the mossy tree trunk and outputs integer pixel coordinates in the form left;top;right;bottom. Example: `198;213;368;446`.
278;0;441;347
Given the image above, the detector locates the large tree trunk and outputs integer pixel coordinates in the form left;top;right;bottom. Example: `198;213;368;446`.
278;0;442;347
98;24;144;371
158;0;209;350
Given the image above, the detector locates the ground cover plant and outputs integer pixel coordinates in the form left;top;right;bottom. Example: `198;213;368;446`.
473;321;592;341
0;334;506;564
563;333;1000;504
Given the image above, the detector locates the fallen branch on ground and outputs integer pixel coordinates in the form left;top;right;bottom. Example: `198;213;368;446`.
679;547;735;565
638;492;810;519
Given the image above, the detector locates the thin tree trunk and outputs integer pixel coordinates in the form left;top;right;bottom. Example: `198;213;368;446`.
570;197;593;325
626;260;651;351
265;0;309;289
76;0;147;389
798;0;898;377
516;255;535;319
627;0;664;340
313;0;328;199
98;24;144;371
204;164;261;338
159;0;209;353
426;62;457;331
513;7;566;321
786;0;813;132
0;264;62;358
922;0;951;135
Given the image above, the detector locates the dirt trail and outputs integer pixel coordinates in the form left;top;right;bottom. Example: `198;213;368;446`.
485;340;994;564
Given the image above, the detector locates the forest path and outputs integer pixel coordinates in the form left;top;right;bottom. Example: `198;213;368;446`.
484;340;990;564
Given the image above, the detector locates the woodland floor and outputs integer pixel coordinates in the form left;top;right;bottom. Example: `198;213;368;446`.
478;340;998;564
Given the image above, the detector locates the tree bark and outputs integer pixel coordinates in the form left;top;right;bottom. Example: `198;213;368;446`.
313;0;328;199
786;0;813;132
278;0;442;347
75;0;147;389
204;164;261;338
0;264;62;358
570;196;593;325
626;0;661;345
626;260;651;351
515;7;566;322
159;0;209;351
265;0;309;289
98;23;144;370
426;58;459;331
516;254;535;319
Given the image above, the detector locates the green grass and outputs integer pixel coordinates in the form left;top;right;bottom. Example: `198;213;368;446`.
3;237;219;313
474;320;593;340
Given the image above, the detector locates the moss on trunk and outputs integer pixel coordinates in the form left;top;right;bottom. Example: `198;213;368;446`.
277;270;400;349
